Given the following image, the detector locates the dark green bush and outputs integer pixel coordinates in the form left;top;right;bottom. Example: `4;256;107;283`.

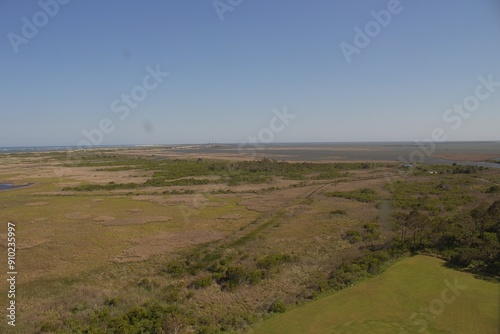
161;285;180;303
326;188;378;202
189;276;213;289
257;254;294;270
165;261;186;278
137;278;159;291
268;300;286;313
343;230;362;244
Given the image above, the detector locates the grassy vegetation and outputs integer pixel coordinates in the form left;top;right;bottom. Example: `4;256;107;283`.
254;255;499;334
60;155;392;191
325;188;378;203
0;150;498;333
389;178;473;212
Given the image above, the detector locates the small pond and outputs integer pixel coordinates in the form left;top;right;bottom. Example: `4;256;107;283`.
0;183;32;190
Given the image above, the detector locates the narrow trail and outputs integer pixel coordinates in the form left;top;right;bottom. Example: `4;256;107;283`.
228;171;400;248
305;182;331;199
304;171;400;199
474;177;500;187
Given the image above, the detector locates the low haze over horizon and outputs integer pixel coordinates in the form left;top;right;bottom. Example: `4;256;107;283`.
1;0;500;146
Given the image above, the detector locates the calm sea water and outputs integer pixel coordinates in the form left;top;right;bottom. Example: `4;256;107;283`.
0;145;127;153
0;142;499;168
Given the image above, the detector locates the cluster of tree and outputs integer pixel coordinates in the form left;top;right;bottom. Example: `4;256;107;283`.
393;200;500;274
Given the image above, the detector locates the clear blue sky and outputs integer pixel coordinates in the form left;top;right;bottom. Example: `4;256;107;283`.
1;0;499;146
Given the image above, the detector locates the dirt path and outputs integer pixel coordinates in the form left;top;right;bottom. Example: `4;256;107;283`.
474;177;500;186
305;182;332;198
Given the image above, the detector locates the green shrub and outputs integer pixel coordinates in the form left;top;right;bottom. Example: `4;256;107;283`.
165;261;186;278
326;188;378;202
486;185;499;193
343;230;362;244
104;297;121;307
137;278;159;291
189;276;213;289
40;321;57;332
257;254;294;270
216;266;249;291
268;300;286;313
247;269;264;285
63;182;141;191
161;285;180;303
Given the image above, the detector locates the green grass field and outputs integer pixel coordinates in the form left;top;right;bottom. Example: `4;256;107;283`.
253;255;499;334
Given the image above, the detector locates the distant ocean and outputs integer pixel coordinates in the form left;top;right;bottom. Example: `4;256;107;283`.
0;145;131;153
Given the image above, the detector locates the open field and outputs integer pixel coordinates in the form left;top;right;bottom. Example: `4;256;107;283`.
0;147;498;333
253;255;499;334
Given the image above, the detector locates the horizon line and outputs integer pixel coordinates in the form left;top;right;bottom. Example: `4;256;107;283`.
2;140;499;149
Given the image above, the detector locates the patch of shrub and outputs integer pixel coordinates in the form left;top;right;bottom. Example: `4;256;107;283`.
326;188;378;203
268;300;286;313
160;285;180;303
164;261;186;278
343;230;362;244
247;269;264;285
40;321;57;332
189;276;213;289
216;266;250;291
486;185;499;193
104;297;121;307
67;302;191;334
63;182;141;191
137;278;159;291
328;250;393;290
257;254;294;270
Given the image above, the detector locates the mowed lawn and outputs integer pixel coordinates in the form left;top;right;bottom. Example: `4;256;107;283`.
253;255;499;334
